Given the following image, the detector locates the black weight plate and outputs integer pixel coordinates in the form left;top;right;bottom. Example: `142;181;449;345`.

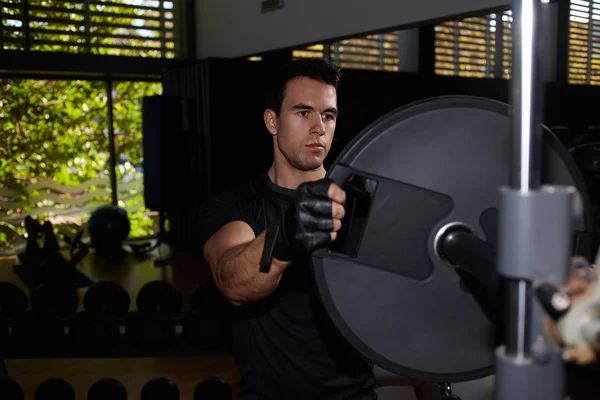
311;96;591;383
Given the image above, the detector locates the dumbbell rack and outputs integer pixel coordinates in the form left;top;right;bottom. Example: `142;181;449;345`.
0;280;233;360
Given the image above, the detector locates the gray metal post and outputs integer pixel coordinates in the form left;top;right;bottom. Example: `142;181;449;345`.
494;0;573;399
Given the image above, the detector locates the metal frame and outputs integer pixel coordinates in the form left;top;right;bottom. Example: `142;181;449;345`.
495;0;573;399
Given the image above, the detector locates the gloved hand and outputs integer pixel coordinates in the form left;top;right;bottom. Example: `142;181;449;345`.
261;179;346;266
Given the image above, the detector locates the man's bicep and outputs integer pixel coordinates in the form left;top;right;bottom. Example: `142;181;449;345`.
203;220;256;272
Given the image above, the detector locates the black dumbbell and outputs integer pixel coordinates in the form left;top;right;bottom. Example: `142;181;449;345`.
182;283;232;351
141;377;179;400
0;282;29;354
194;377;232;400
72;281;130;353
0;378;24;400
35;378;75;400
88;377;127;400
30;282;79;319
127;280;182;351
0;282;28;318
18;283;78;352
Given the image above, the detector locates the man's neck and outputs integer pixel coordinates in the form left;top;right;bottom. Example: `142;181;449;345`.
268;164;326;190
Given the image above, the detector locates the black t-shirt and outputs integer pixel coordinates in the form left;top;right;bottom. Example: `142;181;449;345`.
198;173;376;400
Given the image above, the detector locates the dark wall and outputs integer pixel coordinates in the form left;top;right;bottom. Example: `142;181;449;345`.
156;57;600;247
196;58;600;196
158;57;600;247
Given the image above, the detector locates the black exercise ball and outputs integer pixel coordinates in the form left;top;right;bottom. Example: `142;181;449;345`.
88;205;130;254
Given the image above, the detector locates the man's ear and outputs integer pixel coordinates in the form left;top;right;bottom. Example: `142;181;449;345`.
264;109;278;136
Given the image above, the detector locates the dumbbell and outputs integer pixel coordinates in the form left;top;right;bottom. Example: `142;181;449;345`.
88;377;127;400
141;377;179;400
127;280;182;351
0;282;29;354
35;378;75;400
194;377;232;400
182;283;232;351
72;281;130;353
0;378;24;400
16;283;78;352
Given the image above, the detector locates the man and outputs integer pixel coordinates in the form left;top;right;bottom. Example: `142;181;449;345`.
198;58;377;399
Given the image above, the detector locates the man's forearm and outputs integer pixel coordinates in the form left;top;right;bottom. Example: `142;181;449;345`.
215;230;290;306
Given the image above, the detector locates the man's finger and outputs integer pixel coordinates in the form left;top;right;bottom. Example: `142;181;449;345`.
330;231;337;242
332;219;342;232
332;202;345;220
328;183;346;205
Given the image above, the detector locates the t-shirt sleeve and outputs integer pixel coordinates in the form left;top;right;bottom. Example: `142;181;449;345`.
196;190;254;252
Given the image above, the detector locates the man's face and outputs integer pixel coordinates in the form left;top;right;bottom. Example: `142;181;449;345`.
267;77;338;172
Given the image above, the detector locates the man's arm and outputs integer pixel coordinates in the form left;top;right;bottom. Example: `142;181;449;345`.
203;221;290;306
201;179;346;307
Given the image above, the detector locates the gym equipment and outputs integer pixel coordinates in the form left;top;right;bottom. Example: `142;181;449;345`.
13;217;93;291
182;283;232;351
310;95;590;382
0;378;24;400
30;282;79;319
194;377;233;400
140;377;180;400
128;280;182;351
0;282;29;350
35;377;75;400
88;377;128;400
310;0;596;398
0;282;29;318
88;205;131;257
18;216;43;266
14;282;79;351
72;281;131;352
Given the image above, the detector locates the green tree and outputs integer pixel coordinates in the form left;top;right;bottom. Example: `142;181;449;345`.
0;78;163;253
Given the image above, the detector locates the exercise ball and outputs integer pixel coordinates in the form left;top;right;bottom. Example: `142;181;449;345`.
88;205;130;255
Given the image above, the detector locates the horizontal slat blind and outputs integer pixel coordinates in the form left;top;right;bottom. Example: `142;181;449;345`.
434;10;512;79
0;0;175;58
329;32;400;71
292;32;400;72
568;0;600;85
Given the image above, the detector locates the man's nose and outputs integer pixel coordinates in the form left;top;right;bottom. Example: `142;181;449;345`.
311;115;326;135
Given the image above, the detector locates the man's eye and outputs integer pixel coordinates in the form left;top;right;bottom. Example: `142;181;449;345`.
324;114;334;120
299;111;308;116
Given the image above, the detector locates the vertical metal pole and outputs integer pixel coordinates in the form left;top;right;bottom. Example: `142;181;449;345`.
106;78;118;206
504;0;543;361
495;1;572;399
510;0;542;193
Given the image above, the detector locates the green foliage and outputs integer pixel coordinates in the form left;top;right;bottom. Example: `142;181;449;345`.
0;78;163;253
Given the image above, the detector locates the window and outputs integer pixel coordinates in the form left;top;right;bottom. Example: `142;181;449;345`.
0;78;162;255
568;0;600;84
292;32;401;72
0;0;176;58
434;11;513;79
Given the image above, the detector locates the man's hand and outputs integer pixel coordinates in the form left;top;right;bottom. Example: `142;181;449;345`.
544;264;599;365
271;179;346;261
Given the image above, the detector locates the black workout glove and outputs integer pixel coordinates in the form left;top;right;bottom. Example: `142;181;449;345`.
260;179;335;268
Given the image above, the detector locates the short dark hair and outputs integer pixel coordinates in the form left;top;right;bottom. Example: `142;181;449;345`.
265;58;342;116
